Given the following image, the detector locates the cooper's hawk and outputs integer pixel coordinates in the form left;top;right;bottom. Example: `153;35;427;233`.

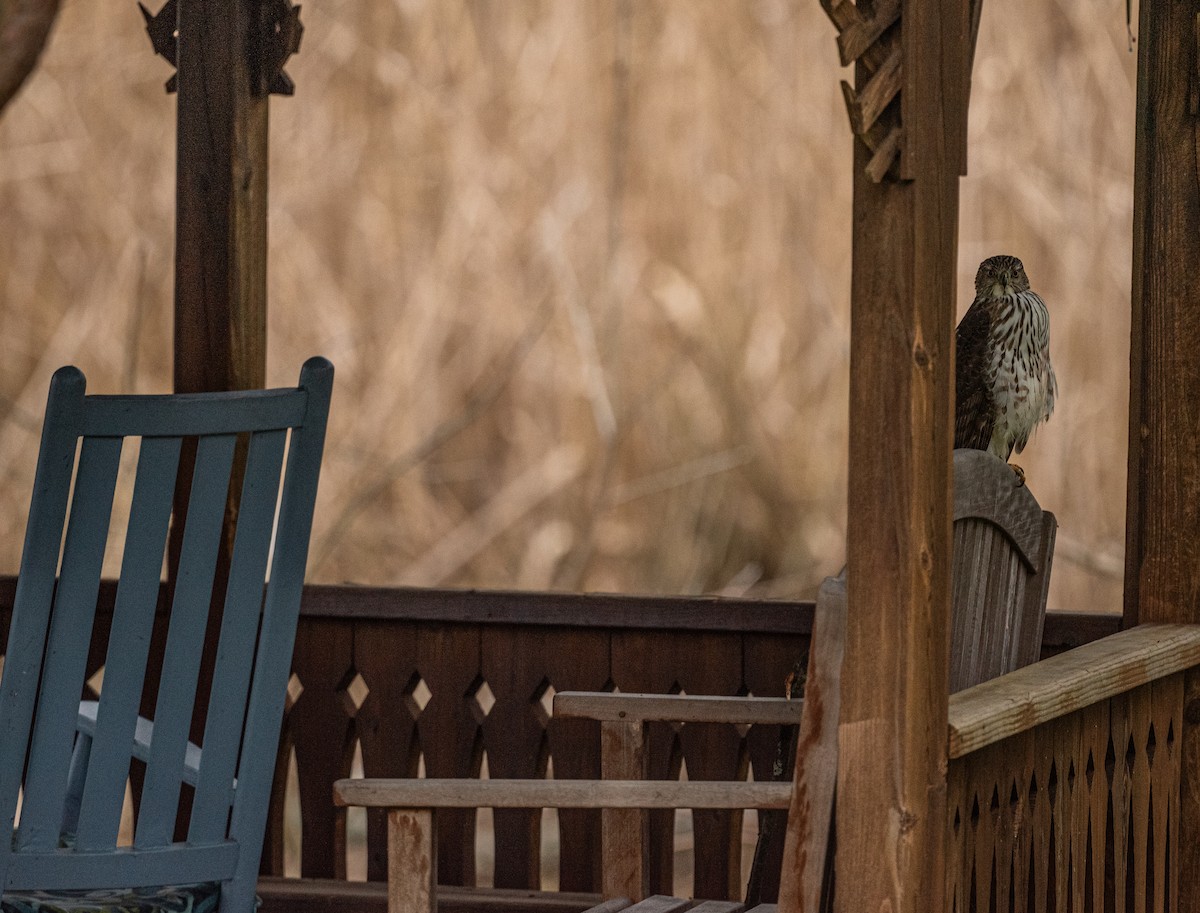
955;255;1057;472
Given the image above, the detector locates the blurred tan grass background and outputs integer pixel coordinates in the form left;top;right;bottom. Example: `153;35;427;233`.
0;0;1135;611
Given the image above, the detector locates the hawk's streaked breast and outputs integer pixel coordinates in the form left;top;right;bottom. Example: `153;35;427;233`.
955;256;1056;461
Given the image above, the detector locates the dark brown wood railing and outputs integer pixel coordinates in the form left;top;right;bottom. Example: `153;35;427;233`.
273;585;813;902
0;578;1117;906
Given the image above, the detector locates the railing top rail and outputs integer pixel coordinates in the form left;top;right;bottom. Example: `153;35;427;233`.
948;622;1200;759
296;583;814;633
0;576;1117;641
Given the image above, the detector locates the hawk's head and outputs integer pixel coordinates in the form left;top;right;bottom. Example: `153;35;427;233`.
975;255;1030;298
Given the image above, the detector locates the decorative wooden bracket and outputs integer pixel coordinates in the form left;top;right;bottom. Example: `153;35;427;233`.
819;0;907;181
823;0;978;180
138;0;302;97
256;0;304;97
138;0;178;94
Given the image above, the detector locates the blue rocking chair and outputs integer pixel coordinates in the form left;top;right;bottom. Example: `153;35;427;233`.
0;358;333;912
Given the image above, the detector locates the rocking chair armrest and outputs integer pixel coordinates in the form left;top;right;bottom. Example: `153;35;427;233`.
947;622;1200;759
333;778;792;810
76;700;205;786
553;691;804;726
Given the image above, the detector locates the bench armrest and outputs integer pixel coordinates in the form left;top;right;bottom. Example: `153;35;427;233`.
333;778;791;810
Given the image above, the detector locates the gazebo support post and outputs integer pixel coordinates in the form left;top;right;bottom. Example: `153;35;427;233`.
173;0;268;400
162;0;272;832
1125;0;1200;902
169;0;270;572
833;0;965;910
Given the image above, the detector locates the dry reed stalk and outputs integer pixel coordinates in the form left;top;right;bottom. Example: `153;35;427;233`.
0;0;1134;612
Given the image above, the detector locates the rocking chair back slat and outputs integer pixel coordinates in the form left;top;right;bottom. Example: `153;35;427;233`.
0;357;332;906
135;433;239;849
0;369;86;860
188;428;288;844
16;436;122;852
225;357;334;898
74;434;182;852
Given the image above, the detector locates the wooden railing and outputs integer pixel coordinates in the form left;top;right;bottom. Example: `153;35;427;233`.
269;585;813;901
944;624;1200;913
0;577;1119;908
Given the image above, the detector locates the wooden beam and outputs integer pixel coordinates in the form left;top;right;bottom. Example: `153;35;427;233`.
1124;0;1200;632
162;0;273;829
174;0;268;397
947;623;1200;758
254;877;608;913
1126;0;1200;907
333;779;792;810
600;721;649;901
170;0;271;567
833;0;963;908
387;809;436;913
778;575;846;913
171;0;270;567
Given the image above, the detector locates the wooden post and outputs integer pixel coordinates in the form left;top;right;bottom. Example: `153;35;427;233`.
1124;0;1200;632
388;809;436;913
833;0;963;910
1125;0;1200;904
158;0;273;834
600;719;649;900
174;0;268;398
170;0;270;571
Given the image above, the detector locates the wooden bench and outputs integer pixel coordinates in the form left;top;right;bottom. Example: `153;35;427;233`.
334;451;1057;912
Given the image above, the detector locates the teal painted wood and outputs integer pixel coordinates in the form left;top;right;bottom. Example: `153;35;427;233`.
82;389;306;437
224;357;333;911
75;435;182;853
136;434;237;849
17;437;123;852
188;430;287;844
0;357;333;910
0;368;87;884
4;843;238;890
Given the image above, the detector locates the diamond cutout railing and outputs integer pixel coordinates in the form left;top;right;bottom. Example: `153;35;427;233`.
533;678;556;728
86;665;106;697
285;672;304;711
339;670;370;718
470;677;495;724
403;673;431;721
